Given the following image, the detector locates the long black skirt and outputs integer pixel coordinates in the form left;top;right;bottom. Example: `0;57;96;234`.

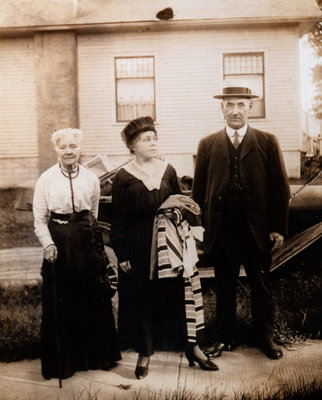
118;271;187;356
41;211;121;380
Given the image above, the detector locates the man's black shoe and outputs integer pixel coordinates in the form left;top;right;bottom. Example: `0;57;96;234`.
260;341;283;360
204;342;235;358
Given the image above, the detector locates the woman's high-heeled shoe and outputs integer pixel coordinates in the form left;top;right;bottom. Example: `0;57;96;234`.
135;355;150;379
185;349;219;371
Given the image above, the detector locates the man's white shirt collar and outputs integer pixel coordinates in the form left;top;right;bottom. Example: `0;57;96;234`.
226;124;248;139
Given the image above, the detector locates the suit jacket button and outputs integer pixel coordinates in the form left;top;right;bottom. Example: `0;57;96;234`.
218;196;222;200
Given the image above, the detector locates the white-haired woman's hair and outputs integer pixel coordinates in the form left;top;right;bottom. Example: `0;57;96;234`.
51;128;83;147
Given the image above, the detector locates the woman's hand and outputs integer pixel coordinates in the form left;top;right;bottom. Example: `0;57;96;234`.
43;244;58;263
119;260;132;273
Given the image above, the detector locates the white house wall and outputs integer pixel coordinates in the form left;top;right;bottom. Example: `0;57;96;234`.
78;25;301;177
0;37;39;187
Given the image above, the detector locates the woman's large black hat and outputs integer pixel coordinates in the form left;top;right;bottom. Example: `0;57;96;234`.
121;116;156;151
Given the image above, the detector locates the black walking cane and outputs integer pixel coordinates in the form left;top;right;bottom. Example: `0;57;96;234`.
51;261;63;388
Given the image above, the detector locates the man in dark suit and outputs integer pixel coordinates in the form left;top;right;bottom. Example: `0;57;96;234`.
192;86;290;359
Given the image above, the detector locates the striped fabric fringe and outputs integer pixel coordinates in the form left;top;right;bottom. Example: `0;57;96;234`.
156;214;205;343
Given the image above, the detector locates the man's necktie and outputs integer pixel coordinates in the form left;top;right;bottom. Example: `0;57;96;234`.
233;131;239;149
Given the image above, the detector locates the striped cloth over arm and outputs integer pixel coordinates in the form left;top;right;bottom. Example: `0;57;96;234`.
152;212;205;343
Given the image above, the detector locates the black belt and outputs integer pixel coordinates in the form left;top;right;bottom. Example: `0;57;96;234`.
50;210;91;222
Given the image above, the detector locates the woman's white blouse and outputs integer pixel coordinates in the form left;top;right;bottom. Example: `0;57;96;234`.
33;163;100;249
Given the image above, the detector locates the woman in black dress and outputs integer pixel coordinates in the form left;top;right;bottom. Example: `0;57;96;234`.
33;128;121;381
111;117;217;379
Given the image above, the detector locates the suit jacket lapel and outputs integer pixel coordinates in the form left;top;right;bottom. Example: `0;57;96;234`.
214;129;230;164
240;126;255;160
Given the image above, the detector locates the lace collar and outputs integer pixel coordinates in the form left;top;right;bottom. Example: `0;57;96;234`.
123;159;168;191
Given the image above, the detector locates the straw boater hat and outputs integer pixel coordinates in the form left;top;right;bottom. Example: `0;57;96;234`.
214;86;259;99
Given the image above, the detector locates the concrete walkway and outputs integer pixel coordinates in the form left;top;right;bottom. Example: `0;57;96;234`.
0;342;321;400
0;247;42;284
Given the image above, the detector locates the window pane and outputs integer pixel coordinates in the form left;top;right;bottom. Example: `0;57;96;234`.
115;57;155;122
116;78;155;121
250;97;265;117
224;53;263;74
115;57;154;78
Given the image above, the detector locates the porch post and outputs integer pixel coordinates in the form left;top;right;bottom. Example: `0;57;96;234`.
34;31;78;173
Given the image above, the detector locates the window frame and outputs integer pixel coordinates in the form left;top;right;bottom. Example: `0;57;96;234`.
222;51;266;119
114;55;156;123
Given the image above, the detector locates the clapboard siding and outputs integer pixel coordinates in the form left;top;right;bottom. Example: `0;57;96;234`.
0;38;38;158
0;157;39;188
78;26;300;170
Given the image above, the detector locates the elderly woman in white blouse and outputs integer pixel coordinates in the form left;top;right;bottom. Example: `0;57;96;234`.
33;128;120;381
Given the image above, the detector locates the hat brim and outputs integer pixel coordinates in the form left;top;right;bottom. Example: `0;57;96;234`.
214;94;259;99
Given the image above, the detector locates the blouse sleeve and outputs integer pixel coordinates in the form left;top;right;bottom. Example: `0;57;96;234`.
33;174;55;249
91;175;101;219
110;172;129;263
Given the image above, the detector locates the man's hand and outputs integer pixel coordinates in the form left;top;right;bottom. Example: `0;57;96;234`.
119;260;132;273
269;232;284;252
43;244;58;263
